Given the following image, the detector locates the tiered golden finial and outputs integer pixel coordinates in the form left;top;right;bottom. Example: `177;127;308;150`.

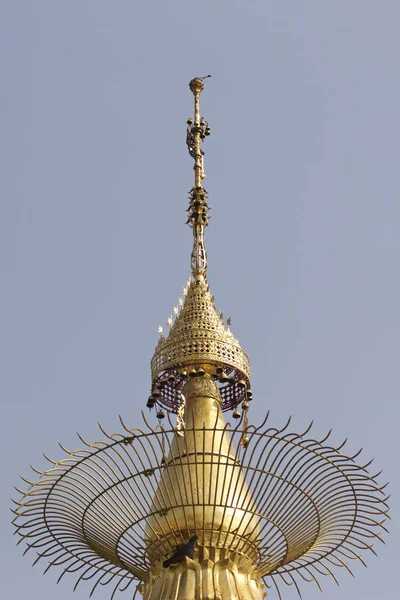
12;78;389;600
149;77;251;421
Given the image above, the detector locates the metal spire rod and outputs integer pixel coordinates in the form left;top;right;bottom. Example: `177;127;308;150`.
186;76;211;279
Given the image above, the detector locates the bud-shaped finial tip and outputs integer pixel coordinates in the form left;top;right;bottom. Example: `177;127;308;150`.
189;78;204;95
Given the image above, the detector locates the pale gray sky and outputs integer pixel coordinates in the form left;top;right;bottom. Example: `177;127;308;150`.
1;1;398;599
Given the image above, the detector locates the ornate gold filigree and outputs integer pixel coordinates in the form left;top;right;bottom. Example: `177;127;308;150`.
150;278;251;413
175;393;186;437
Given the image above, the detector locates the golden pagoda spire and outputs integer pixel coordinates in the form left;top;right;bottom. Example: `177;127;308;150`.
186;76;211;279
12;78;389;600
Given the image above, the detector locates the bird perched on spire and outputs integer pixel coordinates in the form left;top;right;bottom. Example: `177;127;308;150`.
163;535;199;568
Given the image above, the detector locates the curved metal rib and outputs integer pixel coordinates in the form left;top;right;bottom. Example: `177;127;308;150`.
13;413;389;599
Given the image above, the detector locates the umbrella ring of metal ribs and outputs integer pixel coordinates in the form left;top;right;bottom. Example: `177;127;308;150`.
13;407;389;599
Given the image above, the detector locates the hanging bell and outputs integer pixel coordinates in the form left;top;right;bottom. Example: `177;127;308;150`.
189;368;197;377
159;377;168;386
219;371;229;383
152;389;161;398
233;408;241;419
147;396;155;409
237;379;246;389
168;372;176;382
156;409;165;420
181;369;188;377
241;435;250;448
196;366;205;377
246;389;253;400
161;455;167;465
242;400;249;410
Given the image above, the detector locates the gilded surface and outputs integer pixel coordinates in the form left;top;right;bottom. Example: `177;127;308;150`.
151;278;250;383
145;378;261;563
139;547;266;600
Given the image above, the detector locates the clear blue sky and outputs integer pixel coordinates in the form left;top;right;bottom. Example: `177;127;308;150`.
1;1;398;599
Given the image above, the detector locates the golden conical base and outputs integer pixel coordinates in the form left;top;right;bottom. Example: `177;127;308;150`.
145;377;261;565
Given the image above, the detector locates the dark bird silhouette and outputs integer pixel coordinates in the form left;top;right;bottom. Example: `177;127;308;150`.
163;535;199;568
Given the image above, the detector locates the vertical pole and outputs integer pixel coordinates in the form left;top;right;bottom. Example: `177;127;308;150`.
188;78;208;280
189;78;205;187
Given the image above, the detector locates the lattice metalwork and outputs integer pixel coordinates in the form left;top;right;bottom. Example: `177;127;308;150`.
151;278;251;413
150;366;251;414
12;412;389;599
